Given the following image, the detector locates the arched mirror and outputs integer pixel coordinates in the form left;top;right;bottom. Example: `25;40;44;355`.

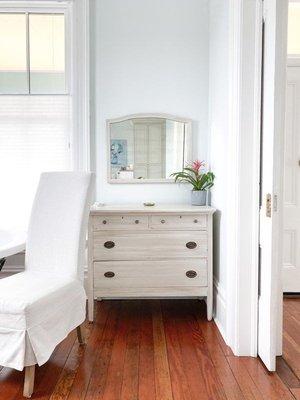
107;114;192;183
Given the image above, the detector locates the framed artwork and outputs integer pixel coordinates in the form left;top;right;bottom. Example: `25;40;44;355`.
110;139;127;166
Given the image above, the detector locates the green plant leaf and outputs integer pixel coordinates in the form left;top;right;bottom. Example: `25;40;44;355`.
170;168;215;190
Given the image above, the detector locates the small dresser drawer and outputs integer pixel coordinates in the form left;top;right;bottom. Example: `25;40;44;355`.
149;214;207;230
92;215;148;231
94;259;208;290
93;231;207;261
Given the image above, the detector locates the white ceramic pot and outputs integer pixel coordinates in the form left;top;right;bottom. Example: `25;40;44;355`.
191;190;207;206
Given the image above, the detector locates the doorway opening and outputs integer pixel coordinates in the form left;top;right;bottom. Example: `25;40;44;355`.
277;0;300;388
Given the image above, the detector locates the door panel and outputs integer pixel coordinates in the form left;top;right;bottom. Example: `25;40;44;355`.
258;0;288;371
283;67;300;292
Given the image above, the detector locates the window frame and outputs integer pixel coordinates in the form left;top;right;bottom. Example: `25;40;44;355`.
0;0;90;172
0;3;71;95
287;0;300;66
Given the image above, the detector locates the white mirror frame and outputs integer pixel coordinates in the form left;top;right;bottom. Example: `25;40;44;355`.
107;113;192;184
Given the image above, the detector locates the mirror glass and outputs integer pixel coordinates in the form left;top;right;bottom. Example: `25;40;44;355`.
109;116;190;182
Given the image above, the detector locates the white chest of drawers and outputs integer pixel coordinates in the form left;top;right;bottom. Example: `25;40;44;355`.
88;204;215;321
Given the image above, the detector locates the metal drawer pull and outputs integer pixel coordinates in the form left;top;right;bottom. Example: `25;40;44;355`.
161;219;166;224
135;220;139;224
186;270;197;278
186;241;197;249
102;220;107;224
194;219;198;223
104;241;115;249
104;271;115;278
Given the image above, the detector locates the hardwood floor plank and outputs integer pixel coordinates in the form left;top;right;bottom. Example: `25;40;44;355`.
283;332;300;380
100;301;132;400
243;357;295;400
67;301;112;400
195;304;245;400
197;300;234;356
161;300;193;400
284;299;300;317
168;301;211;400
120;301;141;400
151;301;173;400
291;388;300;399
283;313;300;347
138;301;156;400
276;357;300;390
83;301;121;400
227;356;266;400
0;367;24;400
283;298;300;383
184;301;227;400
49;322;93;400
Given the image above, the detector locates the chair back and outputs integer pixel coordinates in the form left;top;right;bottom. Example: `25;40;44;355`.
25;172;94;281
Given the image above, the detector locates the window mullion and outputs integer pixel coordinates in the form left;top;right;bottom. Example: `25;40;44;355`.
26;12;31;94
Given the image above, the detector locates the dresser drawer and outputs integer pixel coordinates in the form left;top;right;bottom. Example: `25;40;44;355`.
92;215;148;231
149;214;207;230
93;231;207;260
94;259;208;290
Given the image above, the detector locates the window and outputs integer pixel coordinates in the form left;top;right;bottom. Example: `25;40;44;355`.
288;2;300;56
0;3;73;229
0;12;66;94
0;14;27;93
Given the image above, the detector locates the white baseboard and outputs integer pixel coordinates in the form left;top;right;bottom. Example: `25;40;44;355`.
213;277;227;344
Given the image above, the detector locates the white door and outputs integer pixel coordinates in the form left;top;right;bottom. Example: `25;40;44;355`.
258;0;288;371
282;67;300;292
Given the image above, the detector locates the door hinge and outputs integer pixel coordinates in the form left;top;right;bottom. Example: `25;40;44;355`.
266;193;272;217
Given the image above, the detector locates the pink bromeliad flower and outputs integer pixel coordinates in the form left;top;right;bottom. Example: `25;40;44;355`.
191;160;205;173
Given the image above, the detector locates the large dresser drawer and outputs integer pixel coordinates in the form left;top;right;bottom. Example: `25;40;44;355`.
92;215;148;231
93;231;207;260
149;214;207;230
94;259;208;290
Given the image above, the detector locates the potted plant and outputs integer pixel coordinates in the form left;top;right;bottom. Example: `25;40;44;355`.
171;160;215;206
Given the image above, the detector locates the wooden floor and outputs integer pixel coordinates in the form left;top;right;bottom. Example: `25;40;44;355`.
0;299;299;400
279;297;300;399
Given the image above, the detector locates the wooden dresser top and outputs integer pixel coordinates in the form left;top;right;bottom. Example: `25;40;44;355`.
90;204;216;215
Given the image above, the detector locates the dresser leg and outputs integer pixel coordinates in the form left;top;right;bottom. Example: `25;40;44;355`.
88;298;94;323
206;296;213;321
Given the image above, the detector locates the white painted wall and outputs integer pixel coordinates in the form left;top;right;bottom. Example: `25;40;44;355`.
208;0;230;338
90;0;209;203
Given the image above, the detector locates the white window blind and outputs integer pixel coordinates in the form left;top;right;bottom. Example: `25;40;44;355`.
0;3;74;230
0;95;72;229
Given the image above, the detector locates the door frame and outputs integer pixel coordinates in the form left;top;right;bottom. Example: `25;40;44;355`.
226;0;288;357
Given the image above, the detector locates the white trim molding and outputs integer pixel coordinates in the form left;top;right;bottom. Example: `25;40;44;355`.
226;0;263;356
213;278;227;342
72;0;91;172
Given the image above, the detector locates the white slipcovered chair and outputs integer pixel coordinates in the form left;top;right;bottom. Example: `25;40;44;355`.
0;172;94;397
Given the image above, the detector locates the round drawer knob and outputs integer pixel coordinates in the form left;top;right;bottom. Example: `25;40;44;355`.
135;220;139;224
186;241;197;249
186;270;197;278
102;220;107;224
104;241;115;249
161;219;166;224
194;219;198;223
104;271;115;278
